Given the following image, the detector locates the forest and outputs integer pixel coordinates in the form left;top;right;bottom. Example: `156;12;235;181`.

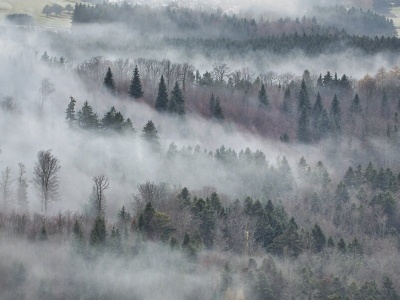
0;1;400;299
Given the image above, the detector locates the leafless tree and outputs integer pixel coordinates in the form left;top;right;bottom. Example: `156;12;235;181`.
93;175;109;216
0;167;13;212
212;63;230;84
33;150;61;214
16;163;28;212
39;78;55;110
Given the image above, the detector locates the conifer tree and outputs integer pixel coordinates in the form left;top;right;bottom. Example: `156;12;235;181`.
312;93;324;140
39;225;48;241
90;216;106;246
142;120;160;143
129;65;144;99
350;94;362;114
168;82;185;115
258;83;269;109
298;79;311;113
213;97;224;120
337;238;346;253
104;67;116;95
297;108;312;143
281;87;292;114
155;75;168;112
311;224;326;253
65;96;76;128
330;94;342;136
77;101;99;130
209;94;216;116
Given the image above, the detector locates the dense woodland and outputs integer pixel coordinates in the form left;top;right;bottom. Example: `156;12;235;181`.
1;1;400;300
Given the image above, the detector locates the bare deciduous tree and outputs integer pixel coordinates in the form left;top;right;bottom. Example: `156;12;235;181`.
16;163;29;212
93;175;109;216
33;150;61;213
39;78;55;110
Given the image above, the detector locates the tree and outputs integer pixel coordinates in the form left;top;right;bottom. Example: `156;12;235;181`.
330;94;342;136
104;67;116;95
129;65;143;99
297;108;312;143
33;150;61;214
168;82;185;115
298;79;311;113
142;120;160;150
16;163;28;212
65;96;76;128
213;97;224;120
281;87;292;114
0;167;13;211
92;175;109;216
258;83;269;109
311;224;326;253
90;216;106;246
155;75;168;112
209;94;216;116
77;101;99;130
39;78;55;111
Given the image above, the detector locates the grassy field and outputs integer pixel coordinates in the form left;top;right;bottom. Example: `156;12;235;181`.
0;0;86;28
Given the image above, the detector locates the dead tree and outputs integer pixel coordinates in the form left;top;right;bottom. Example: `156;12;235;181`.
33;150;61;213
93;175;109;216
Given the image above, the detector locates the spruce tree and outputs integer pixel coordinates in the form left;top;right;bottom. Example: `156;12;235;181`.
209;94;216;116
312;93;324;140
129;65;144;99
258;83;269;109
297;108;312;143
168;82;185;115
330;94;342;136
350;94;362;114
311;224;326;253
77;101;99;130
90;216;106;246
104;67;116;95
213;97;224;120
298;79;311;113
155;75;168;112
318;108;331;140
65;96;76;128
142;120;161;151
282;87;292;114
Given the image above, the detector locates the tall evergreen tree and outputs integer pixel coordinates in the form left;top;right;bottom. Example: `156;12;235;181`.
330;94;342;136
155;75;168;112
104;67;116;95
281;87;292;114
129;65;144;99
297;108;312;143
311;224;326;253
213;97;224;120
350;94;362;114
77;101;99;130
312;92;324;140
168;82;185;115
65;96;76;128
258;83;269;109
209;94;216;116
298;79;311;113
90;216;106;246
142;120;161;151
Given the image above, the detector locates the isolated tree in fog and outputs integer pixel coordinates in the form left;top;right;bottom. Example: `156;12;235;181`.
65;96;76;128
104;67;116;95
92;175;109;216
77;101;99;130
16;163;28;211
129;65;143;99
0;167;13;211
155;75;168;112
169;82;185;115
213;97;224;120
258;83;269;109
142;120;161;151
33;150;61;214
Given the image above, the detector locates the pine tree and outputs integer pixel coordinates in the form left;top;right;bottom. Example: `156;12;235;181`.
65;96;76;128
311;224;326;253
141;120;160;147
337;238;346;253
282;87;292;114
169;82;185;115
327;236;335;248
335;181;349;203
77;101;99;130
155;75;168;112
318;108;331;140
312;93;324;140
297;108;312;143
213;97;224;120
381;90;390;118
104;67;116;95
129;65;144;99
258;83;269;109
350;94;362;114
90;216;106;246
209;94;216;116
39;224;48;241
298;79;311;113
330;94;342;136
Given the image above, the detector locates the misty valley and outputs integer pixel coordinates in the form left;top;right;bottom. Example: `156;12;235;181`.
1;0;400;299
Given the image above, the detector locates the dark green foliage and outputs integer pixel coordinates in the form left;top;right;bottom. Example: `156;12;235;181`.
335;181;350;203
381;91;390;118
129;66;144;99
348;238;363;255
350;94;362;114
39;225;48;241
155;75;168;112
312;93;324;140
209;94;215;116
77;101;99;130
181;232;197;260
141;120;160;150
90;216;106;246
318;108;331;140
139;202;155;237
297;108;312;143
213;97;224;120
281;87;292;114
104;67;116;95
178;187;191;207
311;224;326;253
327;236;335;248
298;79;311;113
330;94;342;136
256;272;273;300
270;217;302;257
337;238;346;253
168;82;185;115
101;106;135;133
65;96;76;128
258;83;269;109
